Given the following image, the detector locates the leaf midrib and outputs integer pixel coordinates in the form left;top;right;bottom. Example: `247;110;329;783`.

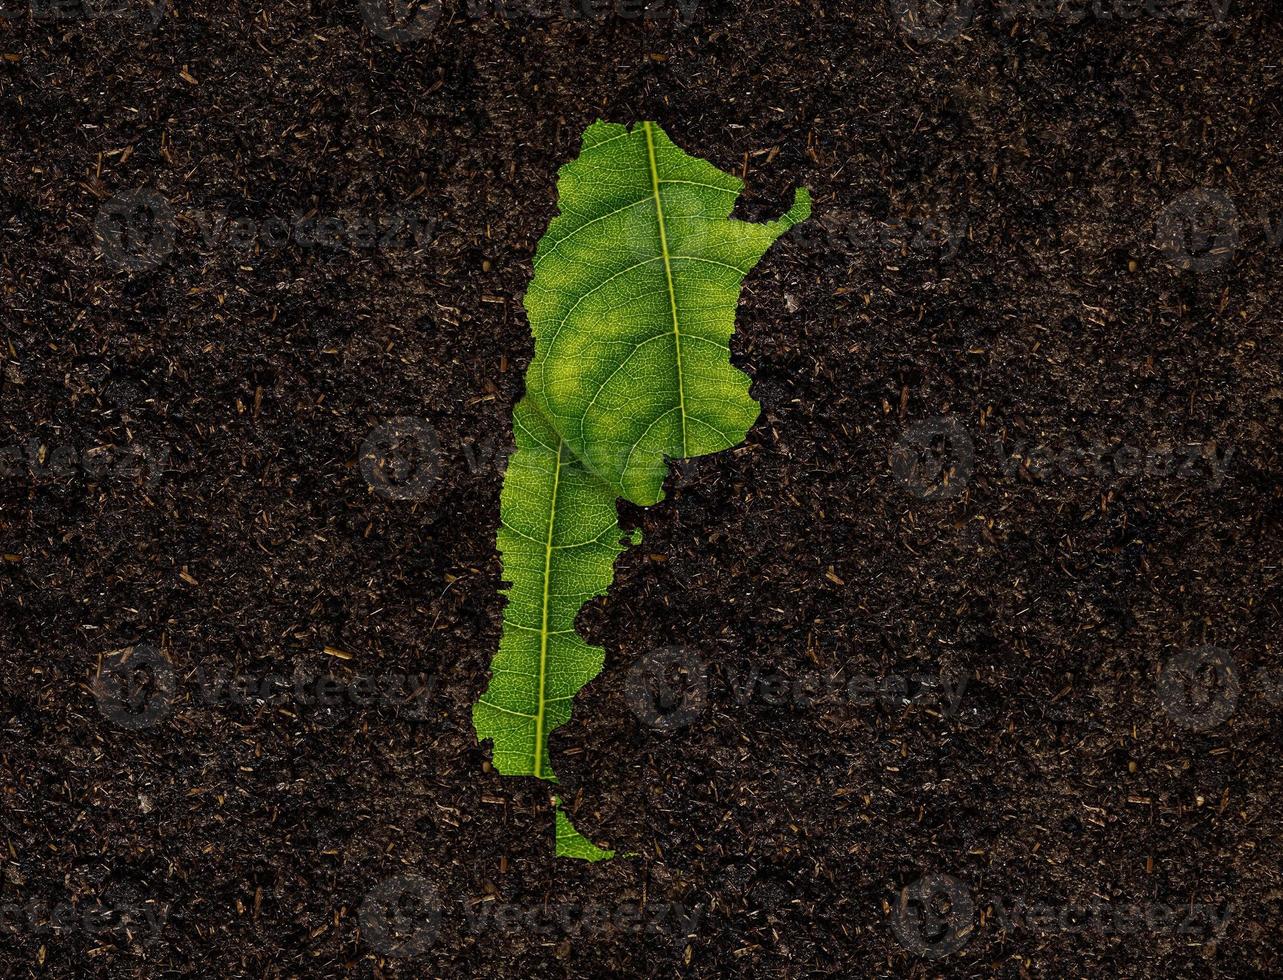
643;120;689;457
533;439;563;779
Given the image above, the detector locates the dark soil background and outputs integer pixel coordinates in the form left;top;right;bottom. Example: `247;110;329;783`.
3;0;1283;976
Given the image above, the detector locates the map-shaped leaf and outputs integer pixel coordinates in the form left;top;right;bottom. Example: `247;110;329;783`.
473;120;809;859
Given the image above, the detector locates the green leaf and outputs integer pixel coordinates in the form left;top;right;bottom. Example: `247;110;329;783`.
553;798;615;862
472;120;809;859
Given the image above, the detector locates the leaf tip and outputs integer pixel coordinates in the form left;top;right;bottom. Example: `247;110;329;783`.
782;186;812;228
553;798;616;862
